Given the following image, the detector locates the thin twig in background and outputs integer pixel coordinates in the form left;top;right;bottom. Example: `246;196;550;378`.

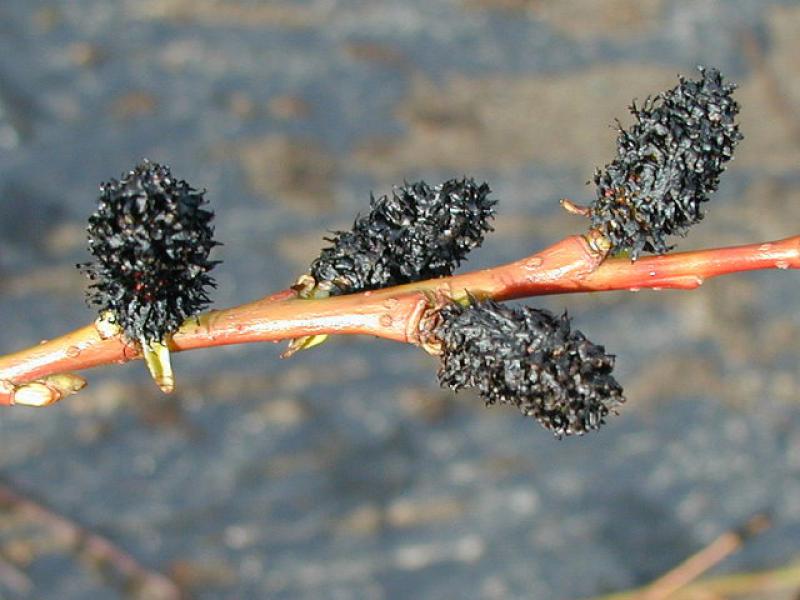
592;560;800;600
589;514;774;600
0;553;32;596
0;480;183;600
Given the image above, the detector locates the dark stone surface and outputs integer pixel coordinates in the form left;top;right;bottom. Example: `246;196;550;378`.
1;1;799;598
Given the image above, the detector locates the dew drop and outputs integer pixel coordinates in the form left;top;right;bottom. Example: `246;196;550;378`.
379;314;393;327
66;346;81;358
628;287;640;293
649;271;657;277
776;260;790;270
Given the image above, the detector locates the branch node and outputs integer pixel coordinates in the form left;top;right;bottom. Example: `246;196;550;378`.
584;229;613;256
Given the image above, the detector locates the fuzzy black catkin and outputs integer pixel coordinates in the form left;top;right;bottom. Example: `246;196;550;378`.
81;161;218;344
309;178;495;295
436;299;624;436
591;66;742;259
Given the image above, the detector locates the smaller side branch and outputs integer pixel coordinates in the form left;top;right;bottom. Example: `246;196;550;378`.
0;481;182;599
637;514;770;600
594;559;800;600
590;513;772;600
0;554;32;596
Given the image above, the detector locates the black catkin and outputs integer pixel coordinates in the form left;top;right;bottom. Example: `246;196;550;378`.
309;178;495;295
436;299;624;436
81;161;218;344
591;66;742;259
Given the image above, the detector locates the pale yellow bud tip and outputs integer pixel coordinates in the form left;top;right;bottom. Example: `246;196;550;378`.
12;374;86;407
142;338;176;394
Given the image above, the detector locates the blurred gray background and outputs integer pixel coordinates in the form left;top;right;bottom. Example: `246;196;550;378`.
1;1;799;599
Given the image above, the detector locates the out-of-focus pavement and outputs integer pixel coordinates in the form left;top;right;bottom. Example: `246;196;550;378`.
1;1;799;598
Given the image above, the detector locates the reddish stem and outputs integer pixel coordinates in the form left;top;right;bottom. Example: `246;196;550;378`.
575;237;800;292
1;234;798;406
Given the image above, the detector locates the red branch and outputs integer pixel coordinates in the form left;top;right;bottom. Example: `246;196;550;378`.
1;234;798;406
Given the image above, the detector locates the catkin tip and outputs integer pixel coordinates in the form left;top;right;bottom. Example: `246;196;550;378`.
309;177;496;295
591;66;742;259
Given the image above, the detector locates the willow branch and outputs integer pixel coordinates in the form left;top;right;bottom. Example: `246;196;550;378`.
1;234;799;406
